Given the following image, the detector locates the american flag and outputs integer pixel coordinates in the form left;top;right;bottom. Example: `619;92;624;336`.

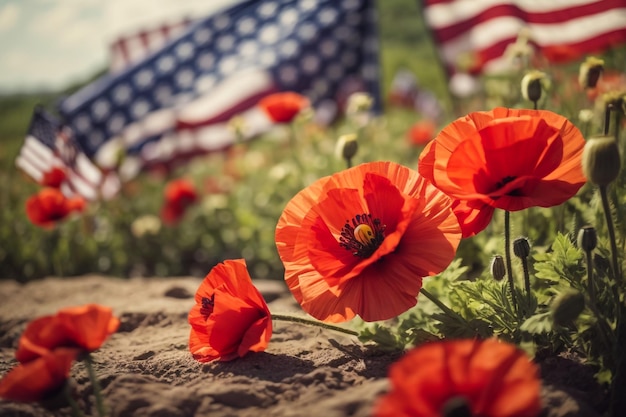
109;18;194;73
422;0;626;76
15;107;120;201
58;0;381;178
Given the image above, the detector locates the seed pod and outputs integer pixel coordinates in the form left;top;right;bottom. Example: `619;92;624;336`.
551;290;585;326
582;135;621;186
577;226;597;252
513;237;531;259
490;255;506;281
578;56;604;89
521;70;548;102
336;134;358;161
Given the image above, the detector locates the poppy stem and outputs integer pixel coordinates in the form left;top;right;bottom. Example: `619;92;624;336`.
64;383;85;417
419;288;468;326
271;314;358;336
504;211;520;319
599;185;621;284
603;104;612;136
84;354;106;417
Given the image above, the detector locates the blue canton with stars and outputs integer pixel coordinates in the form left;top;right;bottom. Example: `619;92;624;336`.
58;0;381;159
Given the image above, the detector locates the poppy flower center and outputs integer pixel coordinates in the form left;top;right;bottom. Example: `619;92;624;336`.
339;213;385;258
200;294;215;318
492;175;522;197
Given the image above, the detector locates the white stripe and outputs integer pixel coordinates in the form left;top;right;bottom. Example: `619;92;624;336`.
66;172;98;201
75;153;103;185
426;0;605;28
15;156;44;182
177;68;274;123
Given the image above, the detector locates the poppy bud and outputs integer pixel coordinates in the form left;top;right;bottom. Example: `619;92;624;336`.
551;290;585;326
441;396;472;417
601;92;625;111
577;226;597;252
582;135;621;186
521;70;547;103
490;255;506;281
336;134;358;161
578;56;604;89
345;92;373;115
513;237;531;259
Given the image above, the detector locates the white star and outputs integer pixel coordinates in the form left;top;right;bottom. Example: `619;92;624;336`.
237;17;256;36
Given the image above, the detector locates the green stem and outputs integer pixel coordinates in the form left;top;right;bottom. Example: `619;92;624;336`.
84;354;106;417
604;104;612;136
271;314;358;336
520;255;531;307
584;248;596;305
64;383;85;417
419;288;468;325
599;185;621;282
504;211;520;318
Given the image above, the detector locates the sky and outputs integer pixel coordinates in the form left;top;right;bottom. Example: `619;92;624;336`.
0;0;237;93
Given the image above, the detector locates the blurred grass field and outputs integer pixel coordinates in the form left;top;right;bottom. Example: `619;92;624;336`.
0;0;624;281
0;0;448;281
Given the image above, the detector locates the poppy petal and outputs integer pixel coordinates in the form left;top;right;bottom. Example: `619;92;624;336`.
0;348;79;403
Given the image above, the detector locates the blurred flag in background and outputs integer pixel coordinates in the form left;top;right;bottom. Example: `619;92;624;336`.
422;0;626;77
16;107;120;201
56;0;381;179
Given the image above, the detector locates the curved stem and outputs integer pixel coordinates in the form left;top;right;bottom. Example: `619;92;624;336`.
84;354;106;417
504;210;519;318
419;288;467;325
271;314;358;336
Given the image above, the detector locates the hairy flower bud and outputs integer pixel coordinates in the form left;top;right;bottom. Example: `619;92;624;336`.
336;134;359;161
551;290;585;326
582;135;621;186
521;70;548;102
578;56;604;89
346;92;373;115
577;226;598;252
513;237;531;259
490;255;506;281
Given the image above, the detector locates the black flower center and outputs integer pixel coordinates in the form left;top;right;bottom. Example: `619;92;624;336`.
339;213;385;258
200;294;215;318
491;175;522;198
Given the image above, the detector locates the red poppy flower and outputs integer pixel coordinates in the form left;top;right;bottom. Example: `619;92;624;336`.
188;259;272;362
0;347;80;403
418;107;586;237
41;167;67;188
374;338;541;417
275;161;462;323
259;92;309;123
407;120;436;146
161;178;198;225
25;188;85;229
16;304;120;363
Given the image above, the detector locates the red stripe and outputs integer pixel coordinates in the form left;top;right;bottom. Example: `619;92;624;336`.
431;0;626;43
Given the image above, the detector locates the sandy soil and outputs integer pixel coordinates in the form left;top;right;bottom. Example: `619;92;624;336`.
0;275;606;417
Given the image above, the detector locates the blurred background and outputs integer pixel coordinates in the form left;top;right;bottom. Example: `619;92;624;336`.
1;0;624;282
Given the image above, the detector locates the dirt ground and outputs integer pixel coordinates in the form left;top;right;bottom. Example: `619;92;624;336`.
0;275;606;417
